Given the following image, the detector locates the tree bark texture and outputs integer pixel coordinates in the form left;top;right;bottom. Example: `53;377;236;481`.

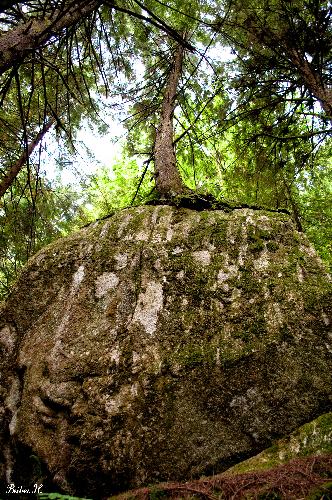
154;43;187;197
289;49;332;119
241;17;332;121
0;118;54;198
0;0;101;76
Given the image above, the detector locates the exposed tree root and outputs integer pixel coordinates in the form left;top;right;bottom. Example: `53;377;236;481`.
146;193;290;215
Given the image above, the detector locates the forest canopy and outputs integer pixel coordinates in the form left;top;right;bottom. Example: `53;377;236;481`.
0;0;331;298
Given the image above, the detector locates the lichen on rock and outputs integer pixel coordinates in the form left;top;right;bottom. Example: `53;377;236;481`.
0;205;331;497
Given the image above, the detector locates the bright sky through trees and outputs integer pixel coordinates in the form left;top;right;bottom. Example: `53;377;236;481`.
40;117;126;185
55;44;235;185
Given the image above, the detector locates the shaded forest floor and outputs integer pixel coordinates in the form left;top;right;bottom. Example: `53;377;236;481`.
110;454;332;500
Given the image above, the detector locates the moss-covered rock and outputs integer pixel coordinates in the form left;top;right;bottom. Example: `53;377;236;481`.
0;205;331;497
227;411;332;473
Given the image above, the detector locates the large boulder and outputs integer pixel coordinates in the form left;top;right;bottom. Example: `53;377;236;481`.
0;205;331;497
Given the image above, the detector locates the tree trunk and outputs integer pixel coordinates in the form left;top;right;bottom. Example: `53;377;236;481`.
0;0;101;76
288;49;332;119
154;43;187;198
240;19;332;121
284;180;303;232
0;1;193;77
0;118;55;198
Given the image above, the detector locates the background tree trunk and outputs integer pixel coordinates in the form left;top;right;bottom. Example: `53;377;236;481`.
289;49;332;119
154;43;187;198
0;118;54;198
0;0;100;75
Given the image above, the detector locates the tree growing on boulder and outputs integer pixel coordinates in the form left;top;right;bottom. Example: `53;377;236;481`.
154;41;188;198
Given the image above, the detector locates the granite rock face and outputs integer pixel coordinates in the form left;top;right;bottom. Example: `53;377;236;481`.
0;205;331;497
